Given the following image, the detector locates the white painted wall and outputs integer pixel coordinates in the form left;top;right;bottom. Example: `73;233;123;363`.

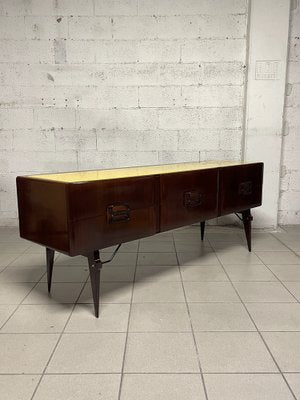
0;0;248;226
243;0;290;229
279;0;300;225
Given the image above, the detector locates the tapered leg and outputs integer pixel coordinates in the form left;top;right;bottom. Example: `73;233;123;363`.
46;248;55;293
242;209;253;252
88;250;102;318
200;221;205;241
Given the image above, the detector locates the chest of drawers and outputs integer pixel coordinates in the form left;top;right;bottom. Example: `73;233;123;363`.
17;161;263;317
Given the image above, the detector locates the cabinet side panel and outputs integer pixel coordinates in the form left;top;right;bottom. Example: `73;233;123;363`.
16;177;70;253
219;163;264;216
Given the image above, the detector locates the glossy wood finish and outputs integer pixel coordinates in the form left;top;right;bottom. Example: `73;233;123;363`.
160;169;218;231
219;163;263;216
17;161;264;317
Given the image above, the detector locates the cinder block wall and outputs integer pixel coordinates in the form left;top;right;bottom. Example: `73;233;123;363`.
0;0;247;225
279;1;300;225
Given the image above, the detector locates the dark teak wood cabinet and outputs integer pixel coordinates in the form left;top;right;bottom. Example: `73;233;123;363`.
17;161;263;317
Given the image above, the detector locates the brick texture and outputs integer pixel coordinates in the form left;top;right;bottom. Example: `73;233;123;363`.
279;3;300;224
0;0;247;225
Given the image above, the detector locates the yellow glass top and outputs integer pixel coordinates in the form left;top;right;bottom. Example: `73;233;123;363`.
28;161;247;183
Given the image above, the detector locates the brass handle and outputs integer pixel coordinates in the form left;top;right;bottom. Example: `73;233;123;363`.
238;181;253;196
183;191;203;209
107;204;130;223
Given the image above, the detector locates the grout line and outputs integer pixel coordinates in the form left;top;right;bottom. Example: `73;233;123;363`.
271;232;300;258
173;228;209;400
253;252;300;304
117;239;140;400
1;371;299;376
29;271;89;400
208;237;298;400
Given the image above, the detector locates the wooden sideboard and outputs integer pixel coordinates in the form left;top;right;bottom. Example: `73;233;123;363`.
16;161;263;317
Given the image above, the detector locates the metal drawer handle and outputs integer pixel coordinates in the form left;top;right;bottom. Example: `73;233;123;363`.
183;191;203;209
238;181;253;196
107;204;130;223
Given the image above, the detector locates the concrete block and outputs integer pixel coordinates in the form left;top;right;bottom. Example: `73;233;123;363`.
278;210;300;225
219;129;243;150
290;171;300;190
203;62;245;85
0;40;53;63
158;151;200;163
200;149;241;161
160;63;203;85
95;0;138;16
285;106;300;128
177;129;219;151
66;40;95;63
113;16;157;39
159;107;242;129
289;37;300;62
156;16;200;39
69;17;112;40
0;131;13;150
0;16;25;38
97;129;178;151
76;109;117;129
0;0;93;16
96;87;138;108
183;85;243;107
138;40;181;62
54;39;67;64
287;61;300;84
13;130;55;151
52;0;94;16
55;130;97;151
104;63;160;86
0;109;33;129
138;0;247;16
286;83;300;107
280;191;300;211
95;40;138;63
25;16;68;39
78;150;158;169
116;108;158;130
198;14;246;39
139;86;182;107
34;108;76;129
182;39;246;62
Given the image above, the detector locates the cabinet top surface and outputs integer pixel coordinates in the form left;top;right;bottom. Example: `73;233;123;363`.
26;161;257;183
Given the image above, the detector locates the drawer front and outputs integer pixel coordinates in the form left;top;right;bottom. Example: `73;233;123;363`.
219;163;263;215
69;176;156;221
160;169;218;231
71;206;156;255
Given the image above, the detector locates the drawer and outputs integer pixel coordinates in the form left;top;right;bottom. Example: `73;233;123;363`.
219;163;263;215
68;176;156;221
160;169;218;231
70;206;156;255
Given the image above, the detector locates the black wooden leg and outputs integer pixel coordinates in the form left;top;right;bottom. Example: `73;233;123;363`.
46;248;55;293
242;209;253;252
88;250;102;318
200;221;205;241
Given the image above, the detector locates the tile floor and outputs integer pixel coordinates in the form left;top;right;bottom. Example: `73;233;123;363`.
0;224;300;399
